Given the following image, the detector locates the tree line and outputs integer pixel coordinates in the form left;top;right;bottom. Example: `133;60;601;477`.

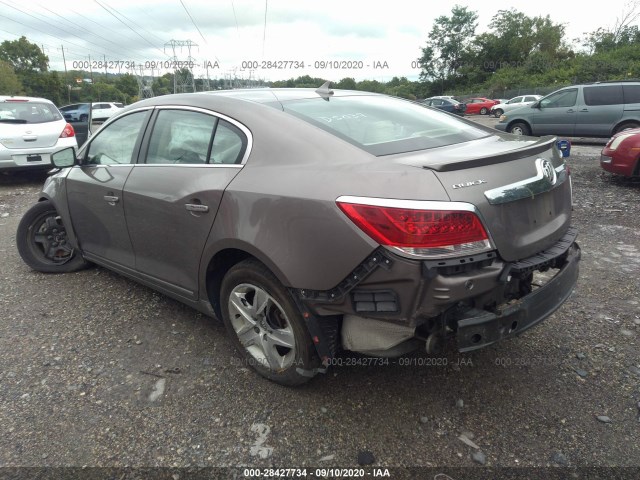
1;5;639;105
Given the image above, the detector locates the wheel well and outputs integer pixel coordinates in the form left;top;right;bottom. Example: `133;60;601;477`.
205;248;253;319
612;121;640;135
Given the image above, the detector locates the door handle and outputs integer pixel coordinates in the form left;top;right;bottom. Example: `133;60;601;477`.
185;203;209;213
580;108;589;112
104;195;119;205
566;109;575;113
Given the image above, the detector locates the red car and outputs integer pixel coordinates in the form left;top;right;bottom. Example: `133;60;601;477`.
464;97;499;115
600;128;640;177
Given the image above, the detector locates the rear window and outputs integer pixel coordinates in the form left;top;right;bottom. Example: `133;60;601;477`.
281;96;489;156
583;85;623;106
0;102;62;124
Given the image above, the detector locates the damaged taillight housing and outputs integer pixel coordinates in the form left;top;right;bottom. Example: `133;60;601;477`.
337;196;493;259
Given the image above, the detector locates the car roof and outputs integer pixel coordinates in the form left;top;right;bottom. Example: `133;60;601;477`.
203;87;378;103
0;95;54;104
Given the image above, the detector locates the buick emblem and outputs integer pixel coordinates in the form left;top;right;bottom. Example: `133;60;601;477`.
540;159;557;185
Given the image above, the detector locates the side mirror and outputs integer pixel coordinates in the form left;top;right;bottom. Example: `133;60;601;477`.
532;101;541;109
51;147;77;168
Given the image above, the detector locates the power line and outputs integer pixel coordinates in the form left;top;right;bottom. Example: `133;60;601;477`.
0;2;153;65
230;0;240;37
262;0;268;56
94;0;168;58
179;0;207;45
34;3;151;61
99;0;167;46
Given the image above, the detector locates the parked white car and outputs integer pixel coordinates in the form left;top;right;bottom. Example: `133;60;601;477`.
91;102;124;121
490;95;542;118
0;96;78;172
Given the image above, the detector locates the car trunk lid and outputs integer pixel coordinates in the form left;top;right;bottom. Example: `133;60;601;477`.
0;119;65;149
389;135;572;261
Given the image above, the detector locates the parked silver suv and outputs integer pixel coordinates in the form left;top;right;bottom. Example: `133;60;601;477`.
496;81;640;137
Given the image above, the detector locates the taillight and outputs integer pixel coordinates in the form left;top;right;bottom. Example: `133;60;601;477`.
337;197;492;258
60;123;75;138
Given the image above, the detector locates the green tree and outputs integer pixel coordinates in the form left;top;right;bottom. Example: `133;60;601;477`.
0;36;48;74
336;77;357;89
417;5;479;84
115;74;139;98
0;61;23;95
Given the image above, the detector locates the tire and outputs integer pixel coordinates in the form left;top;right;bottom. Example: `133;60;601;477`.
508;122;531;136
480;107;488;115
493;108;503;118
614;122;640;134
220;259;320;386
16;200;90;273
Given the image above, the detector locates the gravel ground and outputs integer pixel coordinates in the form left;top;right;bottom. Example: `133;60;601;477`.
0;119;639;478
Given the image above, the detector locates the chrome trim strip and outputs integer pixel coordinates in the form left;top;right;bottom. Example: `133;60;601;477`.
133;164;243;169
484;159;567;205
336;195;477;212
154;105;253;165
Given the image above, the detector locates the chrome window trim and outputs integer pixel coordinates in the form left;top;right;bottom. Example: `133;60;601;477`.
483;159;567;205
134;164;243;169
152;105;253;166
77;106;155;160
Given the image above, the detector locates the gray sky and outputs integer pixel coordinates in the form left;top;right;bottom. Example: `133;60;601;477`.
0;0;635;82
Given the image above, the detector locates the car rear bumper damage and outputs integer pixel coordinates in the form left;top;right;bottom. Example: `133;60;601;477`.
456;239;580;352
297;227;580;360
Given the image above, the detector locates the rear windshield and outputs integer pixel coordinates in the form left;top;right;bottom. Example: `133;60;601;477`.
0;102;62;124
281;95;489;156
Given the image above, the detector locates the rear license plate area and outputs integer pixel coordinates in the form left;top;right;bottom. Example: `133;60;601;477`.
26;155;42;162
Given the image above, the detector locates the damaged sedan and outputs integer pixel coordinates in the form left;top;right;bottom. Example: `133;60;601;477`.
16;84;580;385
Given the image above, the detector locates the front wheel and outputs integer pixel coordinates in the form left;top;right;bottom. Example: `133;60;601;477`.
220;259;320;386
508;122;531;136
480;107;488;115
493;108;503;118
16;200;90;273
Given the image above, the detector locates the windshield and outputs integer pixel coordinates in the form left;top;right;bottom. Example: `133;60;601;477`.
282;95;489;156
0;102;62;124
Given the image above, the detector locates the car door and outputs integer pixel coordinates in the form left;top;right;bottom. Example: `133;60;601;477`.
65;109;152;268
123;107;249;300
575;85;624;136
531;88;578;136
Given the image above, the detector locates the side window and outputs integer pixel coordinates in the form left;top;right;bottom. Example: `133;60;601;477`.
85;111;148;165
431;99;443;106
583;85;623;106
540;89;578;108
623;85;640;103
508;97;523;104
524;96;537;102
145;110;218;164
211;120;247;164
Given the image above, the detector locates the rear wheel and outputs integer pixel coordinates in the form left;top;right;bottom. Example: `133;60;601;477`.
614;122;640;134
16;200;90;273
508;122;531;136
480;107;488;115
220;259;319;386
493;108;503;118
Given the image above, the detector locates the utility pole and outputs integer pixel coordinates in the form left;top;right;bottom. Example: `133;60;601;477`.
88;55;94;84
104;55;108;80
60;45;70;103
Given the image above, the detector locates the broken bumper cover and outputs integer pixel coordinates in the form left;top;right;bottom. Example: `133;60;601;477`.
457;241;581;352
